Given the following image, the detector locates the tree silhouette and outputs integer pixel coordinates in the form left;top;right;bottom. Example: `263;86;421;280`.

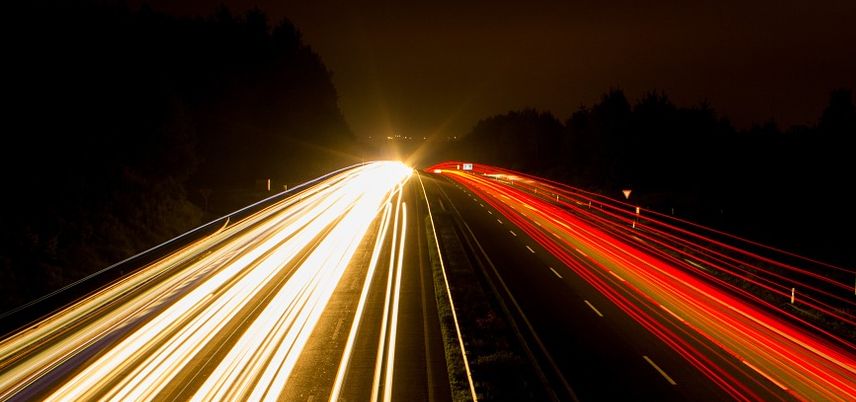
0;3;357;313
433;87;854;267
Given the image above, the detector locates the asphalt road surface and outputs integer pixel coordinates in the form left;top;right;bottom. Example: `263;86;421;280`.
0;162;452;401
421;162;854;401
2;161;853;401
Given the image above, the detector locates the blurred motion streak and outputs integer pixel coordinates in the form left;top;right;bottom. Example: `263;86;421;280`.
0;161;412;401
428;161;856;401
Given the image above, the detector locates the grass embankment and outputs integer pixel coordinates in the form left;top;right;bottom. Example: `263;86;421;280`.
425;213;544;401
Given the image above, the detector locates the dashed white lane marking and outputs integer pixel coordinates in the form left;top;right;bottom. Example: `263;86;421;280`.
549;267;562;279
742;360;788;390
583;300;603;317
488;211;493;215
683;258;713;273
526;246;535;254
643;355;677;385
331;317;345;339
659;305;685;323
497;219;503;224
608;271;625;282
509;230;517;237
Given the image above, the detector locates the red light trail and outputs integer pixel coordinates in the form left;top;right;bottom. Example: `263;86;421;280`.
428;161;856;401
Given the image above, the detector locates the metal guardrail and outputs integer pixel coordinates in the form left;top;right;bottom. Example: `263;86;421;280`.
0;162;371;336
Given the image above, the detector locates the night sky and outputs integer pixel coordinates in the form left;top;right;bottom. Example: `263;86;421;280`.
134;0;856;139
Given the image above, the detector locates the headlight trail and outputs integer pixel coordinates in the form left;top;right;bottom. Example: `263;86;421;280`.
428;161;856;401
0;161;412;401
328;201;392;402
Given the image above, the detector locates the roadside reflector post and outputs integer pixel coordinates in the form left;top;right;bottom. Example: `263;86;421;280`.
633;206;640;229
791;288;795;304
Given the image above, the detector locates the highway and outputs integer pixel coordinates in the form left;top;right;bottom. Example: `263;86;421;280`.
2;159;854;401
0;161;452;401
423;162;856;401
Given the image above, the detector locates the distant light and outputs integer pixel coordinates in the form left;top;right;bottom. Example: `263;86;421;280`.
433;169;442;174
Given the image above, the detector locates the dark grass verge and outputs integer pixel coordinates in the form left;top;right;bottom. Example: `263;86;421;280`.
426;213;545;400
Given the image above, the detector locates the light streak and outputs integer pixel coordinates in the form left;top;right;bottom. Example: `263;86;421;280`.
384;202;407;402
417;173;479;401
428;161;856;401
371;188;403;401
0;161;413;401
328;202;392;401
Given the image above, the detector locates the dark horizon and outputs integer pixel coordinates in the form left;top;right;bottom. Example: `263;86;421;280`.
2;1;853;314
131;0;856;138
1;3;854;400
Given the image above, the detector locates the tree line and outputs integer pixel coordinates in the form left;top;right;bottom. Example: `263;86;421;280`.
438;89;856;267
0;2;360;312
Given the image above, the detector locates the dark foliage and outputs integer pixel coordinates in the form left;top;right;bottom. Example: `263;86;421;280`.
460;109;564;172
1;2;357;312
439;89;856;267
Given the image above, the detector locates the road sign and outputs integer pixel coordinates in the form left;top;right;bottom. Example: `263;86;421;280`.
462;163;473;171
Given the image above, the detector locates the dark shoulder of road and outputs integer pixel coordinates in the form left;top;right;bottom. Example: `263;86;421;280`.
420;174;553;401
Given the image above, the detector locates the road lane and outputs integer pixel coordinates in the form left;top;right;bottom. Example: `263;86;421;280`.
420;170;789;401
0;162;452;401
427;162;855;401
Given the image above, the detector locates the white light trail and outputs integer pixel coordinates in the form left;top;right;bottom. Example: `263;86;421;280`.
0;161;412;401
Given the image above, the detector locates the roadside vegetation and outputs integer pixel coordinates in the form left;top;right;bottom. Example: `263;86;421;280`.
425;213;546;400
